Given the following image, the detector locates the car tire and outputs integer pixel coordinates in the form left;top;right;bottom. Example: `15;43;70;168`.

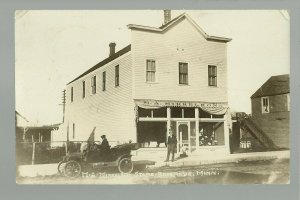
64;160;82;178
118;157;133;174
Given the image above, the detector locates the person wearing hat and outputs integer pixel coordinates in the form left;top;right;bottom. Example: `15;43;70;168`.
165;129;177;162
100;134;110;151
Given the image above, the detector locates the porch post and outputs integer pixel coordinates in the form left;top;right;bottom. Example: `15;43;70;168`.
195;108;199;149
224;120;230;154
188;122;191;153
31;142;36;165
133;105;138;143
23;127;26;141
167;107;171;138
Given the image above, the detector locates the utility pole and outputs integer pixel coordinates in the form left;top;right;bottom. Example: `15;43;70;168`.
59;89;68;155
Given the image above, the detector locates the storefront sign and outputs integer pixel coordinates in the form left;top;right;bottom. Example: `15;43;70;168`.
135;99;228;115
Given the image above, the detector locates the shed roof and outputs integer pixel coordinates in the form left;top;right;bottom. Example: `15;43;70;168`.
15;111;29;122
251;74;290;99
24;125;60;130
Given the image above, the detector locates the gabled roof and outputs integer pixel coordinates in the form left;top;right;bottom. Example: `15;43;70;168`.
127;13;232;43
251;74;290;99
67;45;131;85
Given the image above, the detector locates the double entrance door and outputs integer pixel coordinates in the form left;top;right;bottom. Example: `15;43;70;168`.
176;121;191;154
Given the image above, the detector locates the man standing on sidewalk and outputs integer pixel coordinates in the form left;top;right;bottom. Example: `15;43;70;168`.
165;129;177;162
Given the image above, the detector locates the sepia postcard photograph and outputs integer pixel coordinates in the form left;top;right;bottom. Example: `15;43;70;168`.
15;10;290;184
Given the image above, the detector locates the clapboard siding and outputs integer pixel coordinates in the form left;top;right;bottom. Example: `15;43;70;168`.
64;53;136;143
252;94;289;116
132;18;228;103
251;94;290;148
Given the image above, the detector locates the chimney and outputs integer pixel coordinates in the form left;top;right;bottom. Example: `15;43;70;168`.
109;42;116;56
164;10;171;24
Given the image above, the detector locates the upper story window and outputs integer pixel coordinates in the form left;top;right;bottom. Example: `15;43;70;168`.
91;76;96;94
115;65;119;87
82;81;85;98
208;65;217;86
261;97;269;113
102;71;106;91
179;62;188;85
146;60;156;82
71;87;73;102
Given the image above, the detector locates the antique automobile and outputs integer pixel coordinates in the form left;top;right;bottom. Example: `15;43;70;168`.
57;142;155;178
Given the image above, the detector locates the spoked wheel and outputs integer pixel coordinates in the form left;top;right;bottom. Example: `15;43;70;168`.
64;160;82;178
57;161;66;176
118;157;133;174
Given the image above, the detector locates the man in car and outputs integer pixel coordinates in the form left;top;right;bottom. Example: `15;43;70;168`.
99;135;110;151
96;135;110;161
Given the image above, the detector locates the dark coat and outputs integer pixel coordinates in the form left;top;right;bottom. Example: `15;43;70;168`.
100;138;110;150
167;135;177;146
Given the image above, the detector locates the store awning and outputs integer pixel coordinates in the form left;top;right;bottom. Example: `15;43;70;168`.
135;99;228;115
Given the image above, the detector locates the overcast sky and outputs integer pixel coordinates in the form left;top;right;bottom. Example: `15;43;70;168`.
15;10;290;125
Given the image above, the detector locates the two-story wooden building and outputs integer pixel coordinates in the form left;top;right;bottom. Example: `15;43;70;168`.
63;11;232;155
251;74;290;149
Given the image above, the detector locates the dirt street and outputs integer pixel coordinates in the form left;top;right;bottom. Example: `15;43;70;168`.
16;158;289;184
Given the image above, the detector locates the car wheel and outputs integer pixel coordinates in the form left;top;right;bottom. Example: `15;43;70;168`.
118;157;133;174
57;161;65;176
64;160;82;178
